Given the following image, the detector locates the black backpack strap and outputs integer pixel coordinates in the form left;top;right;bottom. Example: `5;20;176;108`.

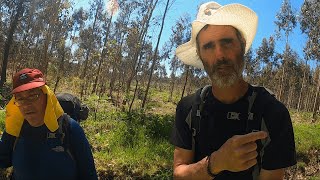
61;114;74;161
185;85;211;151
12;121;27;152
249;86;272;180
48;114;74;161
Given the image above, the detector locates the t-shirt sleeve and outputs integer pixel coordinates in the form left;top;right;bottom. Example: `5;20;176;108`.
170;96;193;150
69;119;98;180
261;100;297;170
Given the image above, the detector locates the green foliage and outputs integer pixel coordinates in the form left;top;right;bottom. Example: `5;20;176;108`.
293;122;320;154
81;110;174;178
1;98;320;179
0;110;5;131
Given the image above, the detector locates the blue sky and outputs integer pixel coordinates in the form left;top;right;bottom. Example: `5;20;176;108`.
161;0;307;57
75;0;310;66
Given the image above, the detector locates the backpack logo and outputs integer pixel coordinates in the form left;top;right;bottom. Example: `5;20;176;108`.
52;146;65;152
227;112;240;120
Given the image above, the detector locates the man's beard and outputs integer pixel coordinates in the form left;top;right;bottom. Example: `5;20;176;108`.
203;57;244;88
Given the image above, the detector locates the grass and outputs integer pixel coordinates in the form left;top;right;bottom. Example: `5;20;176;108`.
80;110;174;178
0;95;319;178
293;123;320;154
0;110;5;133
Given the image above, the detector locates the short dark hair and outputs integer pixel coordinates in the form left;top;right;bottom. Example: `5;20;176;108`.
196;25;245;57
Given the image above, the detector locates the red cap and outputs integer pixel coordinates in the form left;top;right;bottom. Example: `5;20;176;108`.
12;68;46;94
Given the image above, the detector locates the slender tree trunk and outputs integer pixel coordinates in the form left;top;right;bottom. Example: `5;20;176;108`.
80;4;100;98
181;67;189;100
141;0;170;109
278;66;285;101
109;66;116;97
169;77;175;102
129;77;139;112
80;49;91;98
128;48;144;110
125;0;158;94
0;0;24;89
53;46;65;93
297;60;308;111
92;14;113;94
312;71;320;120
43;32;52;74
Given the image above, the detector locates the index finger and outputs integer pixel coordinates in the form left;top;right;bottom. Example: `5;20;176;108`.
236;131;268;145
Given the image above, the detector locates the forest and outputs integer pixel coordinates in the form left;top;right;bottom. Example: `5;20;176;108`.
0;0;319;179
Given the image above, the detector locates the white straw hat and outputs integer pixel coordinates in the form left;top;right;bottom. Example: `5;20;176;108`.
175;1;258;69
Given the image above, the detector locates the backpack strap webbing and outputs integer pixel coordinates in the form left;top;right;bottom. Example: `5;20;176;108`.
250;87;272;180
185;85;211;152
57;114;74;161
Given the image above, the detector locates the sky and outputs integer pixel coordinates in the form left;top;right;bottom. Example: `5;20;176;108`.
74;0;311;67
161;0;307;56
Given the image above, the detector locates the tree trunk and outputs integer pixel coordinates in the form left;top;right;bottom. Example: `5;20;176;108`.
141;0;170;109
92;14;113;94
278;65;285;102
80;49;91;98
0;0;24;89
169;76;175;102
297;60;308;111
53;47;66;93
312;71;320;120
43;32;52;75
180;67;189;100
80;4;100;98
125;0;158;94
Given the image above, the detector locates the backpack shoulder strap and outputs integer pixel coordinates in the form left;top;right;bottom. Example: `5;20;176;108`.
185;85;211;151
49;114;74;161
249;85;272;180
12;121;27;151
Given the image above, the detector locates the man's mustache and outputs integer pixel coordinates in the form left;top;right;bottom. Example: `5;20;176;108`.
212;59;234;70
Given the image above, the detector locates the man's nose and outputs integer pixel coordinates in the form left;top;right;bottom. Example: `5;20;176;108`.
214;45;225;59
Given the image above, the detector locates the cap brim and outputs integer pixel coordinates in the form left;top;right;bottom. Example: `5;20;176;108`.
12;82;45;94
175;3;258;69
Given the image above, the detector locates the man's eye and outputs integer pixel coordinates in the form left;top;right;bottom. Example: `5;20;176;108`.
30;94;39;98
203;42;213;49
221;39;233;46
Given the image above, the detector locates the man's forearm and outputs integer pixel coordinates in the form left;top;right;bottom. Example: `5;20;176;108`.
173;156;212;180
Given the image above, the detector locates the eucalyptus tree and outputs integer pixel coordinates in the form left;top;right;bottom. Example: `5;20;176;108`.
165;15;190;102
91;0;119;94
300;0;320;118
281;47;301;108
274;0;297;102
78;0;104;98
244;48;259;85
255;37;276;89
51;2;74;92
108;0;136;99
124;0;159;96
141;0;172;109
0;0;28;89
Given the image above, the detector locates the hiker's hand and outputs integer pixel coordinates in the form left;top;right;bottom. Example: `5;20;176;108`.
209;131;268;173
